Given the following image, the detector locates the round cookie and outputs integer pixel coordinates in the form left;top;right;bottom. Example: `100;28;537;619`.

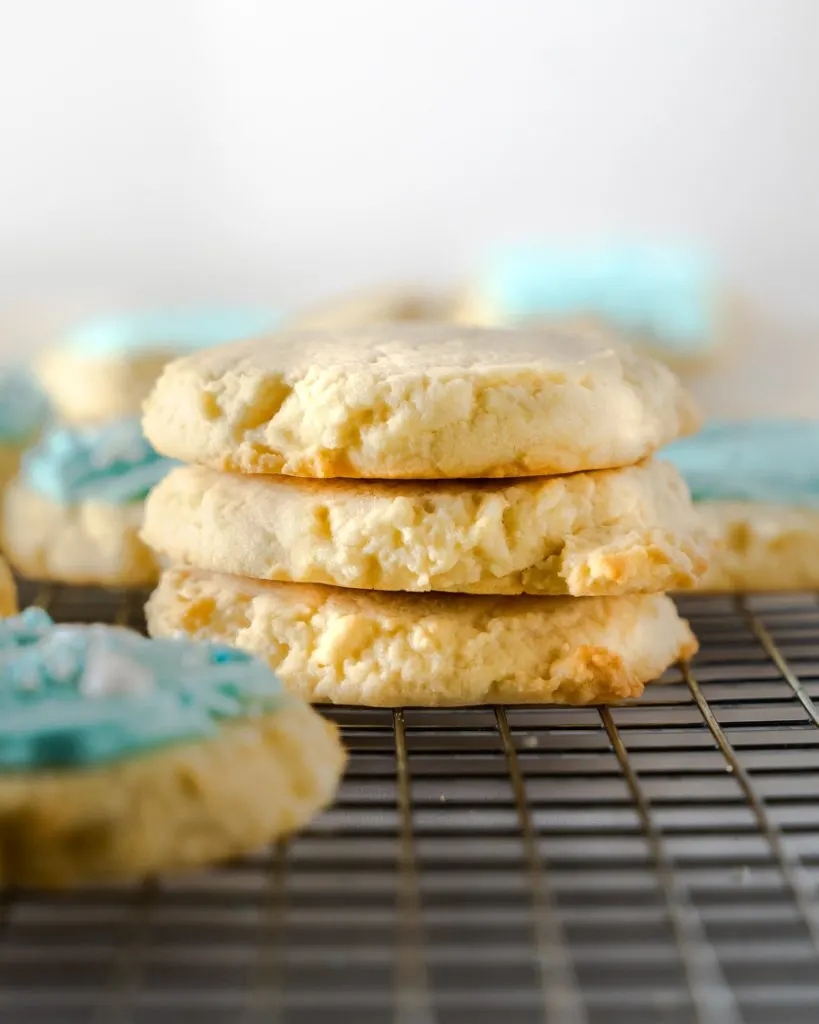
143;459;709;597
664;419;819;590
2;419;173;586
287;284;455;330
143;323;700;480
0;555;17;616
0;608;345;888
147;567;698;707
36;308;279;424
453;243;730;371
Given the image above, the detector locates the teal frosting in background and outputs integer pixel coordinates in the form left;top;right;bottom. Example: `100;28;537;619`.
663;420;819;505
480;243;716;353
22;418;176;504
0;608;287;770
63;308;280;357
0;368;50;445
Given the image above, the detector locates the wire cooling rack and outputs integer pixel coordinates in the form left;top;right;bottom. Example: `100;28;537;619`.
2;583;819;1024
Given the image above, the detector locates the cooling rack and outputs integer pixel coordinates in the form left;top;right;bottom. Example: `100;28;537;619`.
2;582;819;1024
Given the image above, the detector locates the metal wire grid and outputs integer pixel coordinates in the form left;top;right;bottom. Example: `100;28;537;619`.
1;584;819;1024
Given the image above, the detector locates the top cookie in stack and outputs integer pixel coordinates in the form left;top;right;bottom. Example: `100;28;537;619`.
143;324;706;707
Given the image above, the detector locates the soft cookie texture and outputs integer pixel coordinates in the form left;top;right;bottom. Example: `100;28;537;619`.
3;482;159;585
0;706;343;888
143;459;709;597
147;568;698;707
694;502;819;591
0;612;344;887
0;556;16;616
142;324;700;479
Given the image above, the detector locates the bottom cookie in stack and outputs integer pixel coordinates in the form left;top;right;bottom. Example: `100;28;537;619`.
147;567;697;707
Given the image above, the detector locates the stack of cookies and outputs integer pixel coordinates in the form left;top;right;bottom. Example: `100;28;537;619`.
142;324;707;707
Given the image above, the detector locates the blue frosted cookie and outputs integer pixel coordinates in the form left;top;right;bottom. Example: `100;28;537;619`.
2;418;175;585
0;609;345;887
457;243;726;367
663;419;819;590
36;307;280;423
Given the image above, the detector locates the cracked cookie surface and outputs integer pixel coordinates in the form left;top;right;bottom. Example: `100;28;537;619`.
143;324;699;479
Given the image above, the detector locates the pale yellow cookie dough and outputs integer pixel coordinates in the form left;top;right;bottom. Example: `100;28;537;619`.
0;445;21;495
147;568;698;707
693;502;819;591
35;347;170;424
143;459;709;597
0;554;17;616
287;284;454;330
2;481;160;586
0;704;345;889
142;324;700;480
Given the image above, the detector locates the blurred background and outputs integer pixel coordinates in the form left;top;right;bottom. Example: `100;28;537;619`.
0;0;816;414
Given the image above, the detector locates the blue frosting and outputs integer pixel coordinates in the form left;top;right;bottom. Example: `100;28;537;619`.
480;243;716;352
0;368;49;445
663;420;819;505
63;308;280;357
21;418;175;504
0;608;287;770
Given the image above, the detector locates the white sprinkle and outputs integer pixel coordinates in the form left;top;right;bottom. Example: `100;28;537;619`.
523;735;539;749
79;638;154;698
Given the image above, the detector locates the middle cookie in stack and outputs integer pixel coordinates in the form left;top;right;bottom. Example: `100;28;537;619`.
142;324;707;707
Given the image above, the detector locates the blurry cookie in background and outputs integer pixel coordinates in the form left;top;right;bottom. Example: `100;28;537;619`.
663;420;819;590
35;308;279;424
0;368;49;496
2;418;175;586
454;243;732;371
287;284;454;329
0;555;16;615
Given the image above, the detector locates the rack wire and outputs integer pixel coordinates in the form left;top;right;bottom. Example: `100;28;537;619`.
2;583;819;1024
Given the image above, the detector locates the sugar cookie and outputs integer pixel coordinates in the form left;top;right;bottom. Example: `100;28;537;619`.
454;243;728;368
0;555;16;616
2;419;173;585
143;323;699;479
0;609;344;887
664;420;819;590
147;568;697;707
36;308;279;424
143;459;708;596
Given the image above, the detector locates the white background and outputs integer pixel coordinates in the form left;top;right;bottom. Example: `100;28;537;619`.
0;0;817;413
